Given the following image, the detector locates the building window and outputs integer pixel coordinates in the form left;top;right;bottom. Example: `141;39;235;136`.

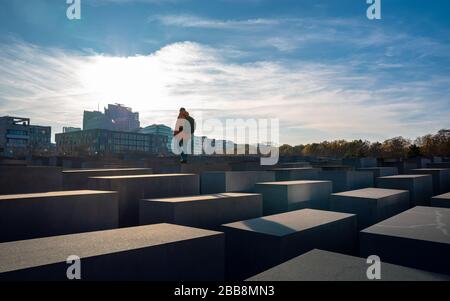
7;129;28;136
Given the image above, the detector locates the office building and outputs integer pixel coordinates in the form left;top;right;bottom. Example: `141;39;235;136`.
140;124;173;154
0;116;51;157
83;104;140;132
56;129;168;157
29;125;51;153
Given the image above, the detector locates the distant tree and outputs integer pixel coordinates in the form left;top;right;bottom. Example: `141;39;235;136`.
416;134;434;157
368;142;383;158
303;143;321;157
279;144;294;156
280;129;449;159
381;137;411;159
292;145;305;155
345;140;370;158
436;129;450;156
408;144;422;158
417;129;450;157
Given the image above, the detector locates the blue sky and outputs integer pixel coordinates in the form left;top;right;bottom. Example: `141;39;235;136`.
0;0;449;144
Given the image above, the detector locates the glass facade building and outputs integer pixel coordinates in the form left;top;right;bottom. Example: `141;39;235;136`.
0;116;51;157
139;124;173;154
56;129;168;157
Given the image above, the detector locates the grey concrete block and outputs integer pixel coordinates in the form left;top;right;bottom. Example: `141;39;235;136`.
357;167;398;185
428;162;450;168
270;167;321;181
377;175;433;207
222;209;357;279
381;161;416;174
432;157;442;163
0;190;118;242
255;180;333;214
0;224;224;280
343;158;377;168
404;161;419;172
330;188;410;229
408;158;431;169
0;166;63;194
431;193;450;208
62;168;153;190
247;249;449;281
317;165;354;171
201;171;275;194
140;193;263;229
360;206;450;276
88;174;199;227
277;162;311;168
318;171;374;193
410;168;450;195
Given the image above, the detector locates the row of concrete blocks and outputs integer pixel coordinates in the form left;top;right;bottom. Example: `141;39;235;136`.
202;168;449;211
60;168;450;217
2;182;448;245
201;167;446;196
0;162;446;194
60;168;379;233
57;168;377;231
62;166;449;199
0;166;155;195
1;168;449;280
141;185;431;231
0;162;359;196
0;180;332;243
2;169;448;243
0;173;201;243
201;168;376;194
1;168;336;238
2;204;450;280
0;169;332;243
2;164;444;200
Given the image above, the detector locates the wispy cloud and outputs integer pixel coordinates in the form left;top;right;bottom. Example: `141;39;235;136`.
0;39;449;144
149;14;280;30
150;14;450;61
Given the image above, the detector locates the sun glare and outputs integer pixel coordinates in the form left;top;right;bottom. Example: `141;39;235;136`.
78;55;170;111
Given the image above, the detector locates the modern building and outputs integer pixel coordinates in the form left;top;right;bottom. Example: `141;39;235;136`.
83;110;111;131
83;104;140;132
0;116;51;157
56;129;168;157
105;104;140;132
139;124;173;154
29;125;52;154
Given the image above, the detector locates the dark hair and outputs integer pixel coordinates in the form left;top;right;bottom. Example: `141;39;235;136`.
180;107;186;112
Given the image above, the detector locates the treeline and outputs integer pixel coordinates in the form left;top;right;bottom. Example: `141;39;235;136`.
280;129;450;159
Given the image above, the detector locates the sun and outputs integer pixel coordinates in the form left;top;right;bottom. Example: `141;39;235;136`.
77;55;169;111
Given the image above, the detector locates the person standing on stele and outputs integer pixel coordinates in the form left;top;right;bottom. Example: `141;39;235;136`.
173;108;195;164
